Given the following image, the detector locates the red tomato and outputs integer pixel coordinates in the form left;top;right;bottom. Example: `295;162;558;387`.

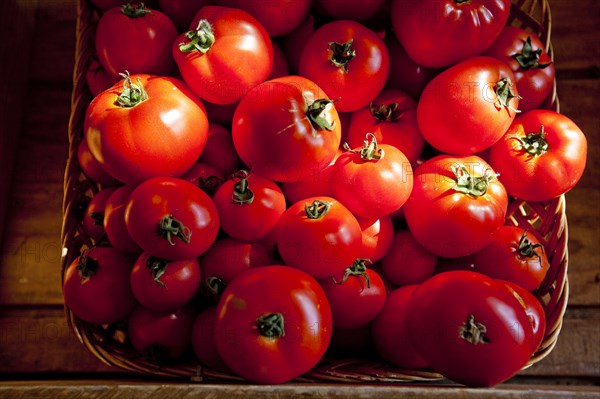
203;100;238;126
85;74;209;184
173;6;273;104
316;0;386;22
391;0;511;68
371;285;428;369
417;56;520;155
232;76;341;182
125;177;220;260
130;252;201;312
381;229;438;286
63;247;136;324
268;41;291;80
215;265;332;384
85;58;119;98
213;171;286;241
331;134;413;218
215;0;311;37
180;162;225;197
157;0;213;32
95;3;177;77
489;109;587;201
280;150;341;204
77;138;119;187
356;215;394;263
405;271;537;387
103;184;143;256
346;88;425;163
484;26;555;112
280;14;317;74
403;155;508;258
128;305;196;361
82;186;117;244
502;281;547;353
320;259;387;329
199;122;240;176
276;197;363;279
191;307;231;372
299;20;390;112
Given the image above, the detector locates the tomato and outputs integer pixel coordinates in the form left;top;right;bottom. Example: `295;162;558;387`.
405;271;537;387
173;6;273;104
391;0;511;68
157;0;213;32
356;215;394;263
215;0;311;37
371;285;428;369
130;252;201;312
280;14;317;74
232;76;341;183
215;265;332;384
85;74;209;184
488;109;587;201
90;0;159;12
203;100;238;127
103;184;143;256
180;162;225;197
299;20;390;112
280;150;341;204
403;155;508;258
63;247;136;324
213;171;286;241
346;88;425;163
417;56;520;155
502;281;546;353
85;58;119;98
199;237;273;300
125;177;220;260
381;229;438;286
320;259;387;329
128;305;196;361
268;41;291;80
82;186;117;244
484;26;555;112
316;0;386;22
331;134;413;218
276;197;363;279
77;138;119;187
95;3;177;77
191;307;231;372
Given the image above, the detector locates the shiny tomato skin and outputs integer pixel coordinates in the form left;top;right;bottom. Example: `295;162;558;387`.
197;123;241;177
501;281;546;354
299;20;390;112
77;138;119;187
103;184;143;256
391;0;511;68
63;247;136;325
488;109;587;201
125;177;220;260
85;74;209;184
82;186;117;244
356;215;394;263
191;306;231;372
95;4;177;77
232;76;341;183
381;229;438;286
403;155;508;258
280;150;341;204
215;265;332;384
417;56;519;155
173;6;273;104
157;0;213;32
405;271;536;387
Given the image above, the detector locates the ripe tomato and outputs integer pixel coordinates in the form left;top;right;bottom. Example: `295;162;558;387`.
269;42;291;80
82;186;117;244
405;271;537;387
417;56;520;155
232;76;341;182
299;20;390;112
130;252;201;312
280;14;317;73
63;247;136;325
381;229;438;286
403;155;508;258
197;123;240;176
103;185;143;256
128;305;196;361
157;0;213;31
280;150;341;204
95;3;177;77
173;6;273;104
85;74;209;184
125;177;220;260
502;281;546;354
391;0;511;68
346;88;425;163
371;285;428;369
356;215;394;263
191;307;231;372
316;0;386;22
488;109;587;201
215;265;332;384
276;197;363;279
213;171;286;241
331;134;413;218
320;259;387;329
180;162;225;197
85;58;119;98
77;138;119;187
484;26;555;112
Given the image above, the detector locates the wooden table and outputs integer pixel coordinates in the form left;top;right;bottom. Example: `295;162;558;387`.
0;0;598;397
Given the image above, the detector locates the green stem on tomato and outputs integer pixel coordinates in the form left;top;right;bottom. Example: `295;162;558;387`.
117;71;148;108
159;214;192;245
257;312;285;339
179;19;215;54
331;258;372;288
231;170;254;205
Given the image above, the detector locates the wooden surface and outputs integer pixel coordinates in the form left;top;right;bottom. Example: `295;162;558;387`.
0;0;598;396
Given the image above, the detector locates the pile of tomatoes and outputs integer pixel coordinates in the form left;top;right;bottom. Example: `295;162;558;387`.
64;0;588;387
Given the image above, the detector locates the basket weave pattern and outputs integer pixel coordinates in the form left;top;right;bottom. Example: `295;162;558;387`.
61;0;566;382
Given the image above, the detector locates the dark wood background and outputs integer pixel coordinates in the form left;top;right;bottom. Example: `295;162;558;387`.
0;0;598;397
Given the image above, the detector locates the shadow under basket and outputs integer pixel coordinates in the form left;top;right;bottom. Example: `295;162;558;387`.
61;0;567;383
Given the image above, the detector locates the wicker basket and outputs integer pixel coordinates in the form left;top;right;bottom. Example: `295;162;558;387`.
61;0;567;383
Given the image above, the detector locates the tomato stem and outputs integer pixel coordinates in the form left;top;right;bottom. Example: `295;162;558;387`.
203;276;227;300
514;36;552;70
231;170;254;205
117;72;148;108
305;199;331;219
306;99;336;132
328;39;356;72
494;77;520;113
518;231;545;268
343;133;384;161
332;258;372;288
159;215;192;245
257;312;285;339
121;2;152;18
459;314;489;345
146;256;167;287
514;125;549;156
179;19;215;54
369;102;405;123
197;175;223;197
76;249;98;280
451;165;497;197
